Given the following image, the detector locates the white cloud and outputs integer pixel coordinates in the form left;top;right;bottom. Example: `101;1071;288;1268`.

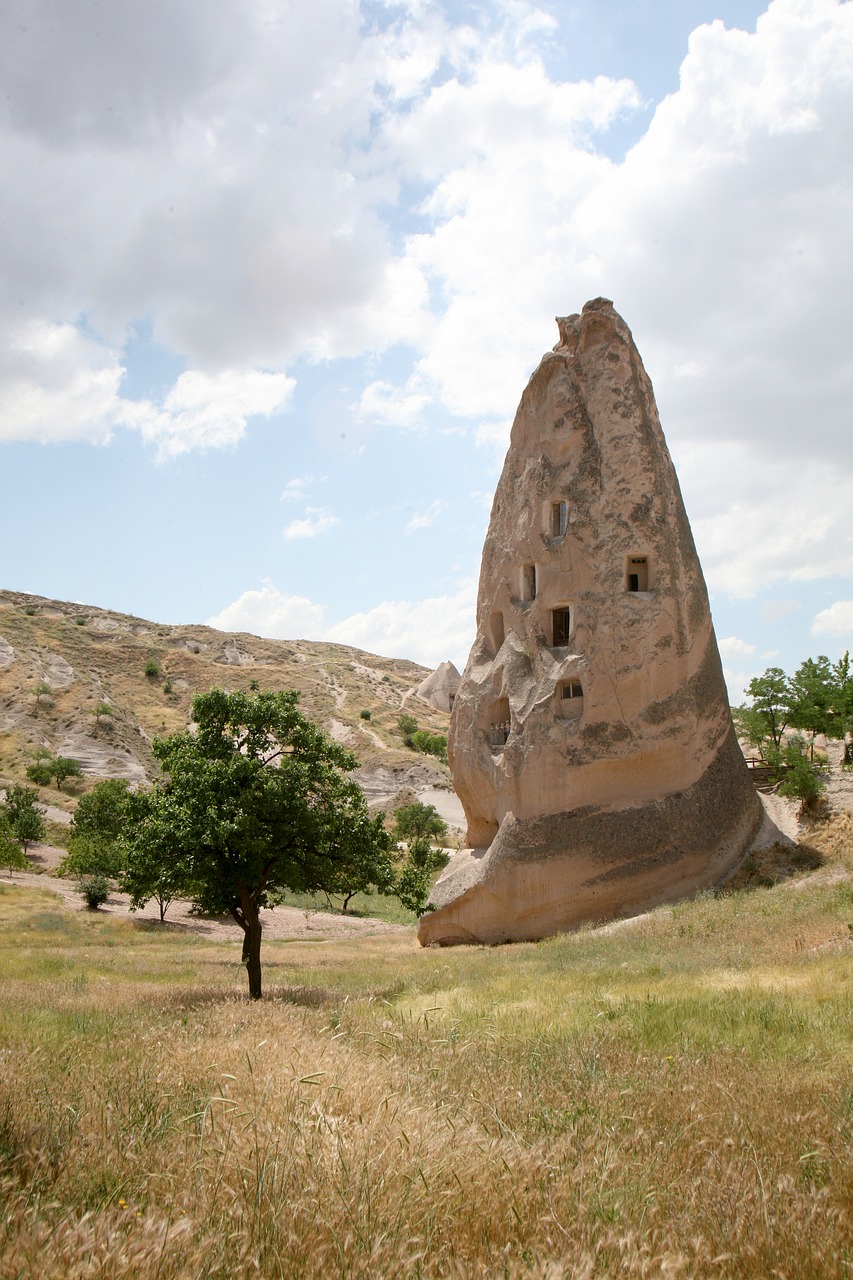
280;475;326;503
718;636;757;661
353;379;432;429
0;320;293;455
282;507;341;541
208;577;477;670
0;321;124;444
405;499;447;533
811;601;853;638
206;580;326;639
326;581;476;669
130;369;295;458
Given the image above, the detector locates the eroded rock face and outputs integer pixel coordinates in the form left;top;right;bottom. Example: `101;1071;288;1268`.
418;299;760;946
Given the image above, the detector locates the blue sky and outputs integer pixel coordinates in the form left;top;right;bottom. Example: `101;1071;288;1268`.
1;0;851;702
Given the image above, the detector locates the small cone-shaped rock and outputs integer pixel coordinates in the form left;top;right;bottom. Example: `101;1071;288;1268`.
418;299;760;947
416;660;461;713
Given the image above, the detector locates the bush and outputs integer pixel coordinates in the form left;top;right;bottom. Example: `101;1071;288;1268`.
397;713;418;738
24;605;36;616
359;709;371;721
411;729;448;762
75;616;87;626
78;874;110;909
144;659;161;678
777;737;827;817
163;678;174;695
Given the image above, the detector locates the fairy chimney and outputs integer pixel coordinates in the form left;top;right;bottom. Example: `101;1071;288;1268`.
418;299;760;946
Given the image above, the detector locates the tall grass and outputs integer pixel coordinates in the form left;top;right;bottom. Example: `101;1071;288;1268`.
0;821;851;1278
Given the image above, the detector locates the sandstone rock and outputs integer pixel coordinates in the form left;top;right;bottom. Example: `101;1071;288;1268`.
418;299;761;947
415;660;462;713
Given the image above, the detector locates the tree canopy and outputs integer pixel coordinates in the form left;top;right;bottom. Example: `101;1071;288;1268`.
121;688;395;998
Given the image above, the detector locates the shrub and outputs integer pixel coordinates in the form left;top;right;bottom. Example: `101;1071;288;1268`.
144;659;161;678
74;616;87;626
777;736;827;817
360;709;371;721
24;605;36;616
411;729;448;762
78;874;110;909
397;713;418;738
163;678;174;695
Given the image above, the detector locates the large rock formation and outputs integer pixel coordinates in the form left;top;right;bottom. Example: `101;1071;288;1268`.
416;660;461;713
418;299;761;946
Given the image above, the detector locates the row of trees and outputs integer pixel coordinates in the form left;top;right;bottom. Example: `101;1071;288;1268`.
0;785;46;875
61;689;451;998
734;650;852;811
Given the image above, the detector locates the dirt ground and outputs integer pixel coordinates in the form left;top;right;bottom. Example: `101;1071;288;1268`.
8;840;411;942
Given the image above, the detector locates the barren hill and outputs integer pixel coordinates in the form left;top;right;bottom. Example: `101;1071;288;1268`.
0;588;461;827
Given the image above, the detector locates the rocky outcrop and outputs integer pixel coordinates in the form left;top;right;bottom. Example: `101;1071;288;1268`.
418;299;761;946
416;660;461;713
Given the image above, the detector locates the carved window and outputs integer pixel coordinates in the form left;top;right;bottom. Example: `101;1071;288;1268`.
551;501;568;538
486;697;511;749
558;678;584;718
552;607;571;647
626;555;649;592
522;564;537;602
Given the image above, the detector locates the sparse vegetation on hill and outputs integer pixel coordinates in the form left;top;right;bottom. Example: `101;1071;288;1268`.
0;588;456;821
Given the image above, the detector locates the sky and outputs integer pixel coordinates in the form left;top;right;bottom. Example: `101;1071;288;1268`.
1;0;851;704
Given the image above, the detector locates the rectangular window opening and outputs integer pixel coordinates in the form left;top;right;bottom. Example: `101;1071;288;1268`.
551;501;568;537
626;556;649;592
552;607;571;647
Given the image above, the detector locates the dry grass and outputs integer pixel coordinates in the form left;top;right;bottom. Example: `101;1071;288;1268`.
1;816;851;1280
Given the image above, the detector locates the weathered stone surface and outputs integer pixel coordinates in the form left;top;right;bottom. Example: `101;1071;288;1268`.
416;660;461;713
418;299;760;946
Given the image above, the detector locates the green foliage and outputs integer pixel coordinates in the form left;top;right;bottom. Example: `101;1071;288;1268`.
121;688;396;996
62;780;131;880
397;712;418;738
393;801;447;843
163;678;174;695
25;760;54;785
0;818;28;876
23;605;36;615
410;729;448;761
743;667;791;754
392;804;449;916
359;709;371;721
777;737;827;815
394;837;448;916
78;874;110;909
3;786;46;852
74;615;87;626
32;680;53;711
144;659;161;678
91;701;114;727
50;756;83;790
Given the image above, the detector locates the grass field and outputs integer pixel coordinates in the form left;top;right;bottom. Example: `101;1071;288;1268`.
1;816;851;1278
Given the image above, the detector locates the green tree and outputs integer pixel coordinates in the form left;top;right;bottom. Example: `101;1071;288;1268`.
777;735;827;817
393;802;448;844
788;656;834;760
743;667;792;756
3;786;46;853
392;803;449;916
0;817;28;876
144;659;161;678
91;702;114;730
829;651;853;766
26;747;55;785
397;713;418;740
410;729;448;762
32;681;53;712
49;756;83;791
62;779;131;879
121;688;395;998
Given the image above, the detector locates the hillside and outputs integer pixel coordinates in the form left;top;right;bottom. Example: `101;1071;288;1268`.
0;588;461;826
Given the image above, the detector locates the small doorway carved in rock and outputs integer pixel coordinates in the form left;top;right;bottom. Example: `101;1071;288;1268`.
626;555;649;592
552;606;571;647
551;500;568;538
521;564;537;602
486;697;511;749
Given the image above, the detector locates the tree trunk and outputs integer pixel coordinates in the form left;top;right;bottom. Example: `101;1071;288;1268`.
245;918;263;999
238;888;263;999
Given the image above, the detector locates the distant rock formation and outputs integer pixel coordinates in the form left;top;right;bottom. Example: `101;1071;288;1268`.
418;299;761;946
416;660;461;713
